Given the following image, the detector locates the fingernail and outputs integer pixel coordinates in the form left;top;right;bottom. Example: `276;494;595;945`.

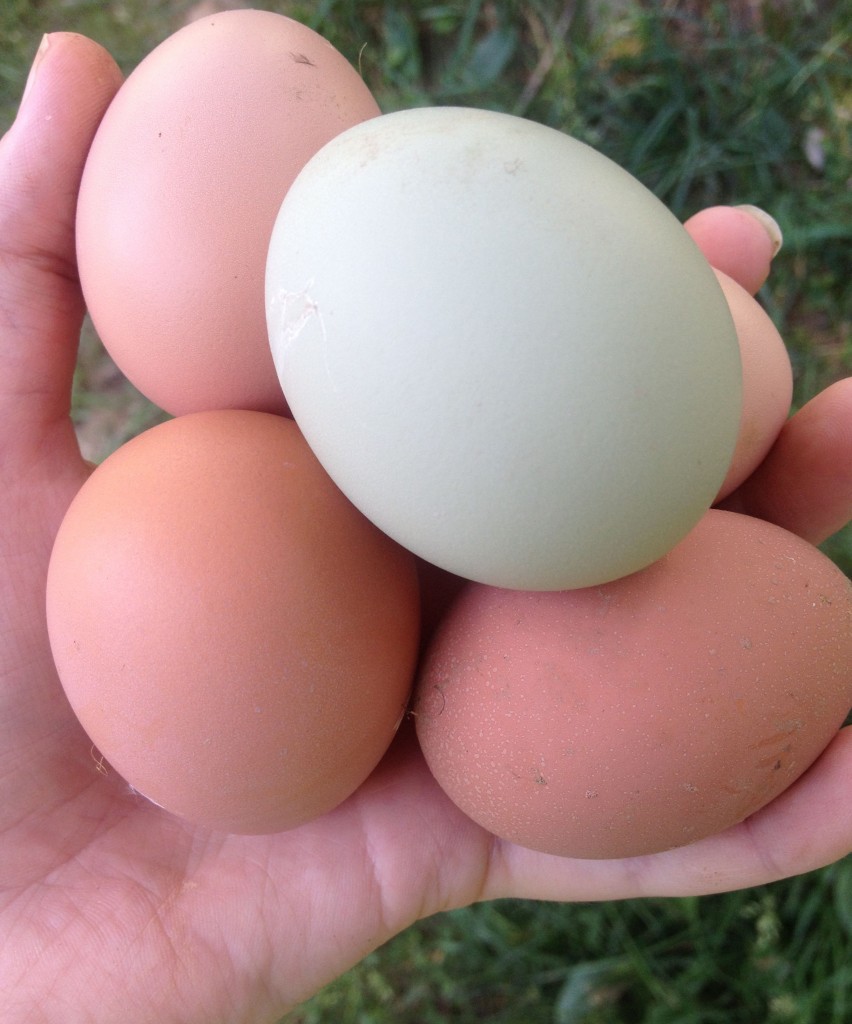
736;205;784;258
21;34;51;108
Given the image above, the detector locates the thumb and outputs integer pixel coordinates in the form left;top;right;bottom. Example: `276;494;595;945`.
0;32;122;468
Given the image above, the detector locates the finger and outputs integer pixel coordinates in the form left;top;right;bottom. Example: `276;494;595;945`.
684;205;783;295
0;33;122;471
718;378;852;545
484;725;852;902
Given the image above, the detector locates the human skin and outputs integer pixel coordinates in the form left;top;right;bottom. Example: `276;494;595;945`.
1;32;851;1024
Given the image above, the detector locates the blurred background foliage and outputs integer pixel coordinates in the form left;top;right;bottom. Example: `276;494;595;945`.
1;2;851;1021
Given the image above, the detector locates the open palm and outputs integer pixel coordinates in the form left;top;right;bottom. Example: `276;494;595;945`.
2;34;850;1024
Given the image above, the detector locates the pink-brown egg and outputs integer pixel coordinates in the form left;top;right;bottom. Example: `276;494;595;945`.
76;9;380;416
46;411;420;834
415;509;852;858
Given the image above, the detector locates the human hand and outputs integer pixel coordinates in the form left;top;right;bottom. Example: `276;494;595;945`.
1;33;850;1024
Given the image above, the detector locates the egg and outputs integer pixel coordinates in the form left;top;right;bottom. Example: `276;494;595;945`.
46;411;420;834
266;106;742;591
713;269;793;502
414;509;852;859
76;9;380;416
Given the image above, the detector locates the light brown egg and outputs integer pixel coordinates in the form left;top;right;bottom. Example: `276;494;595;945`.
76;9;380;416
414;509;852;858
714;269;793;501
46;411;420;834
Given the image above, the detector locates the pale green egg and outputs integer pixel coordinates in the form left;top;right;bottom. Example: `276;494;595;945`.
266;107;742;590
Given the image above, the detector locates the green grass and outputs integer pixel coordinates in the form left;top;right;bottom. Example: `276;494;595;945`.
2;2;851;1021
290;861;852;1023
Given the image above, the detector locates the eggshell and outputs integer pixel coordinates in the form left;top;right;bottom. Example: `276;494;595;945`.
713;269;793;501
414;509;852;858
267;106;742;591
76;9;380;416
46;411;420;834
